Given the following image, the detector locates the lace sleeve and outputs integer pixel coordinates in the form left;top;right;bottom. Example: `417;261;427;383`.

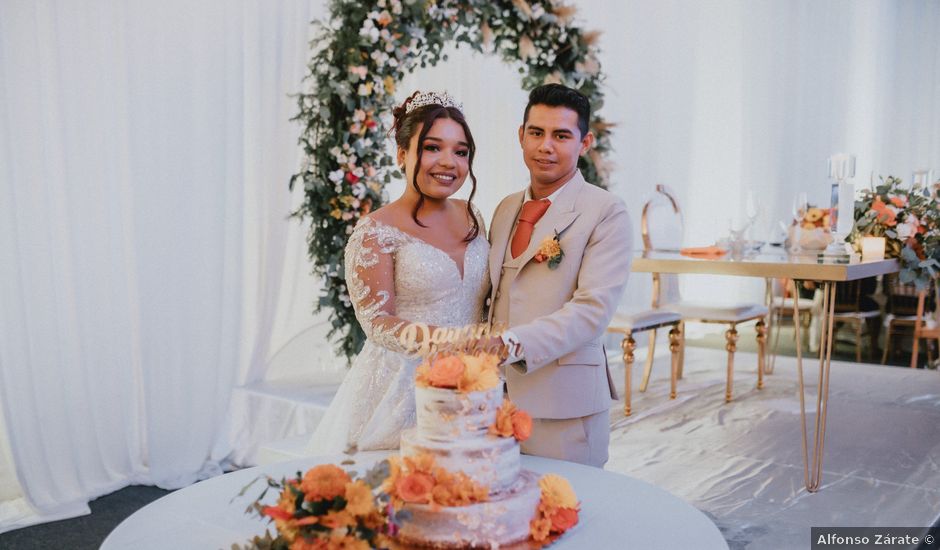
344;218;421;355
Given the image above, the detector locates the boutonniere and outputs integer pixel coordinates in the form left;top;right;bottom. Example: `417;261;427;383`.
533;230;564;269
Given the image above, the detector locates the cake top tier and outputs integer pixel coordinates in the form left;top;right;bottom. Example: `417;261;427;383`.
415;385;503;441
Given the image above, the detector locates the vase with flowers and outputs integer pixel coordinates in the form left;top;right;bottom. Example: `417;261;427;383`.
849;176;940;289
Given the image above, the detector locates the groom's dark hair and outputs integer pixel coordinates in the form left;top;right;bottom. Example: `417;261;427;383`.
523;84;591;137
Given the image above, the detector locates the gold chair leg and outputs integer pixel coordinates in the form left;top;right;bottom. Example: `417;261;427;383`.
755;318;767;390
668;326;680;399
676;321;686;379
881;324;892;364
640;329;657;392
622;333;636;416
725;325;738;403
911;333;920;369
855;320;862;363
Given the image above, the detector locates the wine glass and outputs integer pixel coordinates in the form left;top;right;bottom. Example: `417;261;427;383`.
790;192;808;253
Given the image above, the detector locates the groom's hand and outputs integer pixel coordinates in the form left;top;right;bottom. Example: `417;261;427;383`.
481;336;508;361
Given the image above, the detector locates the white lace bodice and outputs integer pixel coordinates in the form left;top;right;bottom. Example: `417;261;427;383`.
307;211;490;454
344;216;490;353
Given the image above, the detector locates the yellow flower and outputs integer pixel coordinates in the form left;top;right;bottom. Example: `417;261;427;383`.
383;75;395;94
459;353;500;392
344;480;375;516
538;474;578;509
330;209;342;220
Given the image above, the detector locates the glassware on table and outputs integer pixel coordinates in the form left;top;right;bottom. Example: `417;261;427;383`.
789;192;808;253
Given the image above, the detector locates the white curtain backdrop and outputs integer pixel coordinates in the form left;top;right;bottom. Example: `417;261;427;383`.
1;0;938;534
0;0;323;532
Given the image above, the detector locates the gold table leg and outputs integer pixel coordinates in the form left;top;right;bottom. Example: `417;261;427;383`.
795;280;836;492
764;278;776;374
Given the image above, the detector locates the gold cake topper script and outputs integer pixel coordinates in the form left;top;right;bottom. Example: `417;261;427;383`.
398;322;520;358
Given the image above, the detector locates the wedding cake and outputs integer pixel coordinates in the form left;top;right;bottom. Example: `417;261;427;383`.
386;353;542;548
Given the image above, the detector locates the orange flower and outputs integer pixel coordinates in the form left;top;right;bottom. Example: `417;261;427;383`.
396;472;435;503
889;195;907;207
530;512;553;542
538;474;578;509
262;505;293;521
511;409;532;442
428;355;465;388
871;198;898;226
404;452;437;474
489;399;516;437
320;509;355;529
458;353;501;392
344;479;375;516
301;464;351;501
550;507;579;532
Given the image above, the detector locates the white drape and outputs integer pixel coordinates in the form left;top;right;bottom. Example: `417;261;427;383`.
0;0;322;532
1;0;938;534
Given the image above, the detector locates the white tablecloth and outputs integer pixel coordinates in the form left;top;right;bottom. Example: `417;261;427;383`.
102;452;727;549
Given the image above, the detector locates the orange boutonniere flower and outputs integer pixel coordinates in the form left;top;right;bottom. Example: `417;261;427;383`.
533;230;564;269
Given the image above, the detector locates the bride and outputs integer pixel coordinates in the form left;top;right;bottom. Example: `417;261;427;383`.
305;91;490;455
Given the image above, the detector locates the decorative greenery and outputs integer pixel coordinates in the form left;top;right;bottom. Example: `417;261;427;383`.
289;0;613;360
849;176;940;289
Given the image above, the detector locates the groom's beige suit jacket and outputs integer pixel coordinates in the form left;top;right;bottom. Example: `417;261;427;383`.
488;171;632;420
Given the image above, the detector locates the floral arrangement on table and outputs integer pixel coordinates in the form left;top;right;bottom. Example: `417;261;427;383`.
289;0;614;361
237;463;395;549
530;474;581;543
789;205;833;251
415;352;501;392
382;452;490;510
849;176;940;289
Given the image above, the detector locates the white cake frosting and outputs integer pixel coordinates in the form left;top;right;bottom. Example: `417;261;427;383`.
400;427;521;494
415;385;503;441
398;384;540;548
396;470;541;549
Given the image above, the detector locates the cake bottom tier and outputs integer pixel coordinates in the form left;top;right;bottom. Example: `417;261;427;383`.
395;470;540;549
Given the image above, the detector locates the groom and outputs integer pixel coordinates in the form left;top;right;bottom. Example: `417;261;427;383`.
488;84;632;468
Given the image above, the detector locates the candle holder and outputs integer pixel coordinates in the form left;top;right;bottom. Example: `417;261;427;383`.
860;236;886;261
823;154;856;258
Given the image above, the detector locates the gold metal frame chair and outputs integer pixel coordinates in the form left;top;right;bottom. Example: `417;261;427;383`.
641;184;769;402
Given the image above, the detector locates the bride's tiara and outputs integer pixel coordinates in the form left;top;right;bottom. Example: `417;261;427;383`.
405;91;463;114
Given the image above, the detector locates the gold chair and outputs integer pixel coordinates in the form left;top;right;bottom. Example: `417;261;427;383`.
829;278;880;363
607;310;683;416
911;286;940;368
881;274;930;364
766;278;814;372
641;185;769;402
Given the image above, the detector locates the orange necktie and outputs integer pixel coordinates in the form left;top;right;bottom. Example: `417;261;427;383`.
511;199;551;258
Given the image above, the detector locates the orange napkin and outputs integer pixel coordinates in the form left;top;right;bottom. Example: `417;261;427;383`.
680;245;728;258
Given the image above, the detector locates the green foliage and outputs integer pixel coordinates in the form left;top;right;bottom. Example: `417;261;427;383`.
291;0;614;360
850;175;940;290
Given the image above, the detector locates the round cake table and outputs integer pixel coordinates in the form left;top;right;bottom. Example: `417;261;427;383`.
102;452;727;549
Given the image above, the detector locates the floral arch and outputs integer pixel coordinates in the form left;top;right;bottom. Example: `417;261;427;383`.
290;0;612;359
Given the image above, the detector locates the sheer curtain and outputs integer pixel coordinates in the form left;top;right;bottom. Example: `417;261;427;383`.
2;0;938;534
0;0;322;532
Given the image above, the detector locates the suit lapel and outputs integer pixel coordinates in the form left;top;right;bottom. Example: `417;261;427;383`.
489;192;525;290
516;173;585;267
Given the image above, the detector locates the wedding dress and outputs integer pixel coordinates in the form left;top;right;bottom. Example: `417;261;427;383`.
305;214;490;455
